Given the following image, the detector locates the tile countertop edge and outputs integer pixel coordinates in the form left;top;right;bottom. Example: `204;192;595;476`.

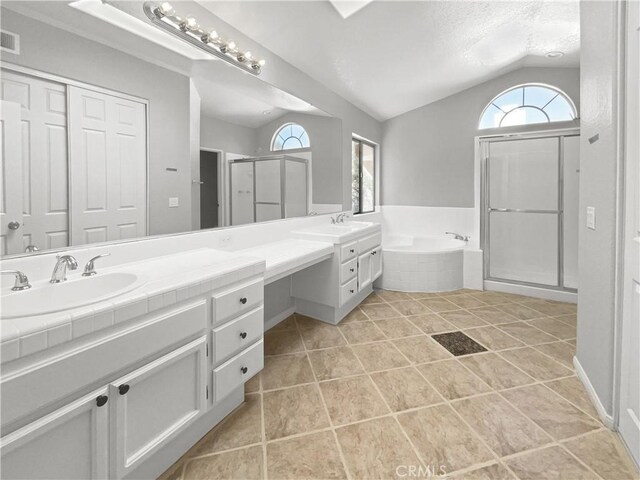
0;253;266;356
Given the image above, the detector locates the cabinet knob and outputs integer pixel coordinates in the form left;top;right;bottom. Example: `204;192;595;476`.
118;384;130;395
240;297;247;305
349;289;354;294
96;395;108;407
350;268;355;272
350;249;355;253
240;331;247;339
241;366;248;374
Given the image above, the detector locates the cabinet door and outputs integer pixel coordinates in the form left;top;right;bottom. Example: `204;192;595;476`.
358;251;373;291
0;388;109;479
111;336;206;478
371;247;382;281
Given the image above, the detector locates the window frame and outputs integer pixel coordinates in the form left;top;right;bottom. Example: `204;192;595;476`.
352;137;376;215
478;83;577;130
270;122;310;151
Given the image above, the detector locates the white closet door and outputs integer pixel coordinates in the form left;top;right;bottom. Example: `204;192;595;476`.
1;72;69;252
68;87;147;245
0;100;23;255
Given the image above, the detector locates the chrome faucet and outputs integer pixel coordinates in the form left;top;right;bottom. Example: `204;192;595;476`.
50;255;78;283
445;232;469;242
1;270;32;291
331;213;348;224
82;253;111;276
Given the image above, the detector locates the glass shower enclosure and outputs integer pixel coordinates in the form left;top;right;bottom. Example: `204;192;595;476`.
481;131;580;291
229;155;309;226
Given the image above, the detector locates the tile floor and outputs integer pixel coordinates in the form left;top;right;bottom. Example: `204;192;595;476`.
159;289;639;480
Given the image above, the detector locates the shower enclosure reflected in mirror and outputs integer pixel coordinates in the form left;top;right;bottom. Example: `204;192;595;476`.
0;1;343;257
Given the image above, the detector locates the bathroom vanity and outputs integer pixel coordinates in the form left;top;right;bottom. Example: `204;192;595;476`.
292;221;382;324
0;249;266;479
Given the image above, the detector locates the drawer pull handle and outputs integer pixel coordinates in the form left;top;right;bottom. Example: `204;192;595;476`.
240;297;248;305
349;289;355;294
118;384;130;395
96;395;108;407
349;249;355;253
371;251;377;255
240;332;248;339
350;268;355;272
241;366;248;374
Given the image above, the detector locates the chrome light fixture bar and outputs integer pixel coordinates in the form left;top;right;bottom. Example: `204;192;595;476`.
143;2;265;75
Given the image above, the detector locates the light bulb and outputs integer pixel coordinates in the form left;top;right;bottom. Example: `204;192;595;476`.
227;40;236;51
159;2;174;15
244;51;252;60
258;59;266;67
185;16;199;31
207;30;219;41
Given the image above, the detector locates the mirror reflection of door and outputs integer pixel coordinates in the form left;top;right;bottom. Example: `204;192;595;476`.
199;150;219;229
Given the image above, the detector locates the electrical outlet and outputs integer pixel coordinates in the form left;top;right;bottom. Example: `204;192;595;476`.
169;197;179;208
586;206;596;230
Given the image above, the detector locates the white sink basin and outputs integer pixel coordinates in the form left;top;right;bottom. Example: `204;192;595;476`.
293;221;380;243
1;272;145;319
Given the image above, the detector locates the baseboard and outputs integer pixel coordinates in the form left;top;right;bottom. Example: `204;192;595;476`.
264;306;296;331
574;356;615;429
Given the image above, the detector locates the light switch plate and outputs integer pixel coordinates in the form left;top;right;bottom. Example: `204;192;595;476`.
586;206;596;230
169;197;179;208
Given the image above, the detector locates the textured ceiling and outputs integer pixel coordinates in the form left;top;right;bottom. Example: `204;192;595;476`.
197;0;580;120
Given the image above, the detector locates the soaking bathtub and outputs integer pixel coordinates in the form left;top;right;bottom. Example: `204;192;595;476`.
377;234;467;292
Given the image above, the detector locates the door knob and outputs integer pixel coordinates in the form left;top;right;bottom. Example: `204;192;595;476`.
8;221;20;230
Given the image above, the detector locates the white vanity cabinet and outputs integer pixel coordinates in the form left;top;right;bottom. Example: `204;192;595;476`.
110;336;207;478
292;229;382;324
0;387;110;480
0;274;265;480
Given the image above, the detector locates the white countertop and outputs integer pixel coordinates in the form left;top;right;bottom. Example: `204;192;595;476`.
236;238;334;283
0;238;336;362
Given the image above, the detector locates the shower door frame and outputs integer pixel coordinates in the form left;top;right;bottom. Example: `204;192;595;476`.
479;128;580;293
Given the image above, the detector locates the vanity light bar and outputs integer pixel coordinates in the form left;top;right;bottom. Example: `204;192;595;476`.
142;2;266;75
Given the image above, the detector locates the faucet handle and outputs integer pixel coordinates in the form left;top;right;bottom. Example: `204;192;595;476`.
1;270;31;291
83;253;111;277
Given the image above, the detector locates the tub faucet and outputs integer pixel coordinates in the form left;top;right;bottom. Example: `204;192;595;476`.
445;232;469;242
50;255;78;283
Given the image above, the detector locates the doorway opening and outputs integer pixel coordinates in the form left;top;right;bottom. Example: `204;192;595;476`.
199;150;220;229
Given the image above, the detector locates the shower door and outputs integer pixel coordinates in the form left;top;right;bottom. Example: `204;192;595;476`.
483;133;579;290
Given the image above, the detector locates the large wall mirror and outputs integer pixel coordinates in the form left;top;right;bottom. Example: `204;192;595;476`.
0;1;343;258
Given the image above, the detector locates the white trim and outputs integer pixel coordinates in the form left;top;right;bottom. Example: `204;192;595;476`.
264;306;296;331
574;356;615;429
484;280;577;303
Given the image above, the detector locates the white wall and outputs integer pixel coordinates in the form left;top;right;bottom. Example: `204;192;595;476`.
0;9;193;237
381;67;580;207
200;116;258;157
575;0;624;419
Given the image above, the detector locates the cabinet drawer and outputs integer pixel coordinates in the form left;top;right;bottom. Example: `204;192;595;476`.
212;279;264;326
340;258;358;285
213;307;263;364
213;340;263;403
340;277;358;306
340;242;358;262
358;233;382;253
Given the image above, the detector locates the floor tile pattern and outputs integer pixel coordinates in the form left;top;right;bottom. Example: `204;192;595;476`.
159;289;638;480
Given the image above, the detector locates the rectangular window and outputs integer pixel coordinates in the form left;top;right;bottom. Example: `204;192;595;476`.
352;138;375;214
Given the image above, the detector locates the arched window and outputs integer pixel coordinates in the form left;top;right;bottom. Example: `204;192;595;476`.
271;123;310;151
479;84;577;129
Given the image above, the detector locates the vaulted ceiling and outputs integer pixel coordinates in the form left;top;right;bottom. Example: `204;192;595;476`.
197;0;580;120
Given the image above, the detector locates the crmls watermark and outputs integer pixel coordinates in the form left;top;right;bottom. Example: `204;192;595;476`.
396;464;447;478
